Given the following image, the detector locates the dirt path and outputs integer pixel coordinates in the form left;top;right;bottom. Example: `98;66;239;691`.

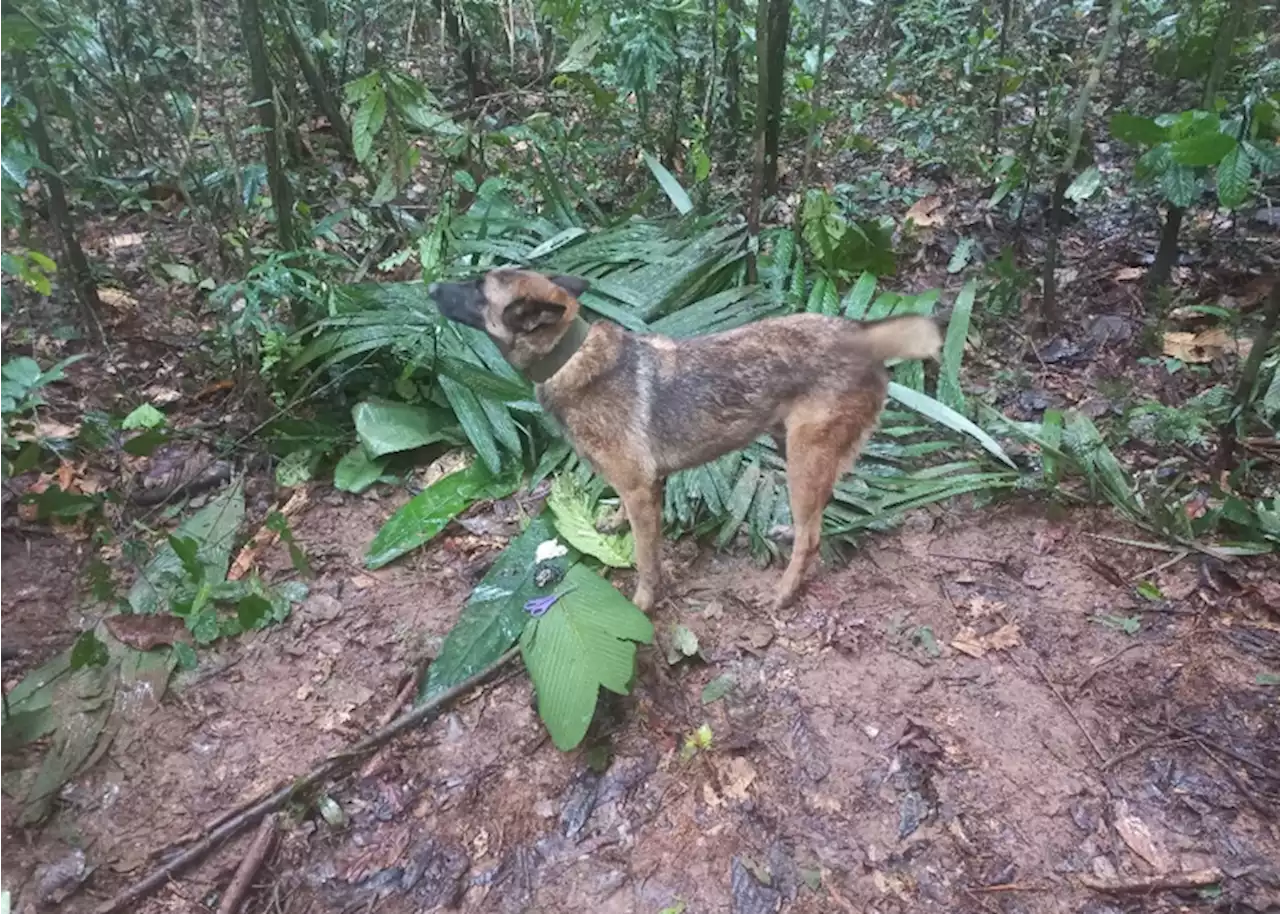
4;492;1279;914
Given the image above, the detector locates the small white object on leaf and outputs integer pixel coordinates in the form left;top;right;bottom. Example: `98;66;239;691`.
535;538;568;563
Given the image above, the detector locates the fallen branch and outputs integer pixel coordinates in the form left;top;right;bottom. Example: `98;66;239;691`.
1079;868;1222;894
94;646;522;914
215;814;277;914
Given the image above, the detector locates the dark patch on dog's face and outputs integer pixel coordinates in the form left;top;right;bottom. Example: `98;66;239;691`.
430;270;590;372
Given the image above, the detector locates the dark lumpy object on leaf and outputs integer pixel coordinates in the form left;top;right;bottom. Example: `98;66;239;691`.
534;562;564;588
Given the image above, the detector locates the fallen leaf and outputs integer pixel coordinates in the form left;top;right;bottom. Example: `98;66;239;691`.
904;195;945;227
719;756;757;801
107;233;145;250
104;614;193;650
964;595;1006;618
144;386;182;405
1162;328;1252;364
1114;266;1145;282
14;418;80;441
97;288;139;312
1113;801;1172;873
951;622;1021;658
985;622;1021;650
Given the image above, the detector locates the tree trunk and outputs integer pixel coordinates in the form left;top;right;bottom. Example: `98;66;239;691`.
275;0;354;159
437;0;482;100
1040;0;1123;330
762;0;791;197
1214;281;1280;476
799;0;834;189
239;0;298;256
989;0;1013;153
28;78;105;345
1203;0;1249;108
745;0;770;285
723;0;742;134
1147;205;1184;292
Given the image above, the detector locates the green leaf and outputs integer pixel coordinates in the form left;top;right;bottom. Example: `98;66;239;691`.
1064;166;1102;203
546;475;634;567
167;534;204;583
701;674;735;704
1160;165;1198;208
121;403;165;430
275;450;317;488
937;280;975;411
123;428;169;456
842;272;878;319
1135;580;1163;601
641;151;693;215
667;624;700;664
173;642;198;670
521;563;654;750
69;631;109;670
438;375;505;474
888;383;1015;468
1109;113;1168;147
421;515;572;700
947;237;975;274
237;594;273;629
333;445;386;493
365;459;520;569
353;399;457;458
2;355;43;395
160;262;197;285
1215;146;1252;209
128;480;245;614
1170;131;1236;167
353;86;387;163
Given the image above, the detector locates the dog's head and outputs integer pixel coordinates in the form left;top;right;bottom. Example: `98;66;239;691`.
428;269;590;371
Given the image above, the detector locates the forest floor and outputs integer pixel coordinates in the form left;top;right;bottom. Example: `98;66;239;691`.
4;110;1280;913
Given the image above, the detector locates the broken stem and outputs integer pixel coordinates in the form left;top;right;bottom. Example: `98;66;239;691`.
214;814;277;914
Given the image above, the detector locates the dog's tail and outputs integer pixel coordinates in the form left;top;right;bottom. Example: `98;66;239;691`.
859;316;942;363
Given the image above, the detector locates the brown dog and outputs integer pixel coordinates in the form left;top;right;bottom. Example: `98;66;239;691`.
429;269;941;612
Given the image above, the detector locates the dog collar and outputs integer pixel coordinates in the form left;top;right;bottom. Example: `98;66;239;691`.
524;315;590;384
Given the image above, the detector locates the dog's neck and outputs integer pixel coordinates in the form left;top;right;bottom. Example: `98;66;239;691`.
523;315;590;384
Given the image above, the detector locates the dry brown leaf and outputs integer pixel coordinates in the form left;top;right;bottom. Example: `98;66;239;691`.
718;756;757;801
904;195;945;227
13;418;81;442
1113;802;1172;872
951;622;1021;658
107;233;146;250
964;595;1007;618
104;613;193;650
144;386;182;405
97;288;139;311
951;627;987;658
985;622;1021;650
421;450;472;488
228;488;311;581
1114;266;1145;282
1162;328;1252;364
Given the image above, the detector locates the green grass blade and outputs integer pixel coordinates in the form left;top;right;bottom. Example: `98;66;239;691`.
937;280;976;411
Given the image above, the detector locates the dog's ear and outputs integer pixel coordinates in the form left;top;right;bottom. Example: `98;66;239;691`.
504;297;567;334
549;275;589;299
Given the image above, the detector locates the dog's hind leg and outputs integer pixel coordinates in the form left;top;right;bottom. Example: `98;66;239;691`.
773;394;880;611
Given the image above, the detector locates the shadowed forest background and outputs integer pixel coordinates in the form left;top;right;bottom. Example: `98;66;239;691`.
1;0;1279;911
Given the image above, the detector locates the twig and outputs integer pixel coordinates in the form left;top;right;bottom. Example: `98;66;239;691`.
1131;550;1190;582
1192;738;1274;815
94;647;521;914
1073;641;1146;694
1100;735;1193;772
927;551;1014;569
1079;868;1222;894
1170;725;1280;781
1030;658;1108;764
215;814;277;914
971;883;1050;893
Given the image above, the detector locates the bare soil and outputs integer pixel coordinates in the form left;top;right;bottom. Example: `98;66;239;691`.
4;487;1279;914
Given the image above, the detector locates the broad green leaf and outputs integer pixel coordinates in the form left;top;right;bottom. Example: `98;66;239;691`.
842;272;878;319
438;375;505;474
1109;113;1168;147
701;674;735;704
333;445;386;493
1215;146;1252;209
275;450;317;487
888;383;1015;468
121;403;165;430
937;280;975;412
69;631;109;670
421;515;572;700
161;263;197;285
353;399;458;458
641;151;693;215
520;563;653;750
353;86;387;163
546;475;634;567
1170;131;1236;167
1064;166;1102;203
1160;165;1198;208
365;460;521;569
1;652;70;752
716;459;762;548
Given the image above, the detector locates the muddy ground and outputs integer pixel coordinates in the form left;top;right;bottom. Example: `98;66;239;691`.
3;487;1279;914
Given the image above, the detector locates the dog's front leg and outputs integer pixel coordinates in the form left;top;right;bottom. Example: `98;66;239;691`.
617;480;665;612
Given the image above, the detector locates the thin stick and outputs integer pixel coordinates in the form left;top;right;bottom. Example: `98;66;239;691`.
1079;868;1222;894
215;814;277;914
1031;658;1108;764
95;647;521;914
1073;641;1146;694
